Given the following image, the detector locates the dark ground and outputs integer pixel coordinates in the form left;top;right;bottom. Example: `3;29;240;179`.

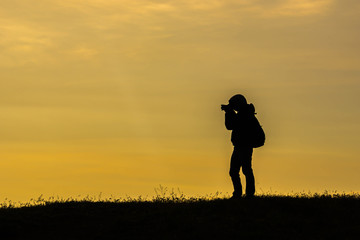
0;195;359;240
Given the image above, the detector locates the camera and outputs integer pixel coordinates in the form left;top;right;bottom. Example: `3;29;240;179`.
221;104;232;111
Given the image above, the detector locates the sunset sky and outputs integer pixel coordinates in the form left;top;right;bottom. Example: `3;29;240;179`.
1;0;359;202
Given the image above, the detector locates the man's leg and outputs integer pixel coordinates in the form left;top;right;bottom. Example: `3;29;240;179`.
229;147;242;197
242;148;255;196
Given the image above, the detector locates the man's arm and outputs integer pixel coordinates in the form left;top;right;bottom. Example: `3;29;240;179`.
225;110;236;130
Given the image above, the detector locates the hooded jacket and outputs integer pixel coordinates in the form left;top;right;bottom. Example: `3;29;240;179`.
225;104;256;147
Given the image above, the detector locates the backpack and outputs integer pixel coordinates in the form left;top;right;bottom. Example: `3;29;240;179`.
250;115;265;148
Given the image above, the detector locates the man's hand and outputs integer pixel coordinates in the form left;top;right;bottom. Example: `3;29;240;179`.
221;104;233;112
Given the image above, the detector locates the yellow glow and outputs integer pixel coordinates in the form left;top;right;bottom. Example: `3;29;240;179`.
1;0;359;202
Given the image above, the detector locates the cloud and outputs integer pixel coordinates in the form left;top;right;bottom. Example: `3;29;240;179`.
0;0;355;69
0;20;56;66
264;0;334;17
69;46;98;59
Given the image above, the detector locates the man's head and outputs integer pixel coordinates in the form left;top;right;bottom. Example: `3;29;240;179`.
228;94;247;111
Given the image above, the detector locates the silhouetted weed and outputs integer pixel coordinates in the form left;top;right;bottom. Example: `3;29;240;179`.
0;189;359;239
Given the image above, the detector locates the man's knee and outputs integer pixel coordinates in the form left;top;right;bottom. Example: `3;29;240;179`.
229;169;239;178
242;166;253;176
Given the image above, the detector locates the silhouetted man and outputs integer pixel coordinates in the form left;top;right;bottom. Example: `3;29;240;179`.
221;94;256;199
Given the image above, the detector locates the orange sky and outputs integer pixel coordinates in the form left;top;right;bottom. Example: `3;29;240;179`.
1;0;360;202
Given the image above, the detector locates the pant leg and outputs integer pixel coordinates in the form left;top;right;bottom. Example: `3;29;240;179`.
229;147;242;196
241;147;255;196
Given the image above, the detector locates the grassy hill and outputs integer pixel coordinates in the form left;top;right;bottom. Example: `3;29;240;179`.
0;193;359;240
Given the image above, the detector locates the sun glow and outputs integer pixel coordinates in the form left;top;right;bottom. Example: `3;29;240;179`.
1;0;360;202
